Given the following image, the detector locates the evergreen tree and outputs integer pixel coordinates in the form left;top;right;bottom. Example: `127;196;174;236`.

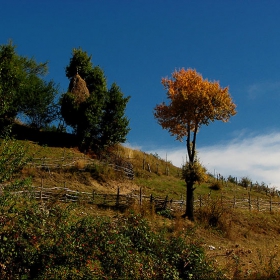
100;83;130;147
61;48;130;151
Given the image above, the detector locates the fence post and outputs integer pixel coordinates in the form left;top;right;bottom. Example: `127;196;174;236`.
40;177;43;202
199;195;202;208
140;187;142;205
62;181;66;202
165;167;169;176
77;190;80;203
248;192;251;211
116;187;120;208
180;194;184;211
164;195;168;209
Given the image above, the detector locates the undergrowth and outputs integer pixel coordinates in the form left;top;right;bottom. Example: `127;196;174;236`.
2;138;280;279
0;188;225;279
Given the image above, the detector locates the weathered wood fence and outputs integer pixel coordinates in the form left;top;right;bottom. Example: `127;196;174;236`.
11;186;280;213
27;155;134;179
196;193;280;212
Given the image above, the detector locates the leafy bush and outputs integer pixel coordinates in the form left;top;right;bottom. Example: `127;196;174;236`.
209;181;223;191
0;197;225;279
182;160;208;184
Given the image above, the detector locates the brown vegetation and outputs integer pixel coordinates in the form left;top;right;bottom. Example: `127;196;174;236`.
9;138;280;279
69;74;90;103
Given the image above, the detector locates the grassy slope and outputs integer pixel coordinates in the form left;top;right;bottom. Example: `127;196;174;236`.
15;140;280;279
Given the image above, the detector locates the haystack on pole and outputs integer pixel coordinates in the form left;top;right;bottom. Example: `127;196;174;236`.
69;73;90;103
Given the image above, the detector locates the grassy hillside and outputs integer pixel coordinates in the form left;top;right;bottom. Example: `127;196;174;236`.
4;134;280;279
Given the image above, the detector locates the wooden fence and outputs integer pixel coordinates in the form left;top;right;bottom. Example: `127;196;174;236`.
10;185;280;213
27;155;134;179
196;193;280;212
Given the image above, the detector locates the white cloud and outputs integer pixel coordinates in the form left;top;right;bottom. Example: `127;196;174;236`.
247;81;280;99
148;132;280;189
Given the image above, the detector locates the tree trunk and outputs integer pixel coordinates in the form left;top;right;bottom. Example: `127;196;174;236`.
184;181;195;220
183;128;197;221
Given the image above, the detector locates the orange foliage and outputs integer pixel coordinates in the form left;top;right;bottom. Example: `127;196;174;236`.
154;68;237;141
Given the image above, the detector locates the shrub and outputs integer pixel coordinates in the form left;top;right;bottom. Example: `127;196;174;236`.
240;176;251;189
227;175;236;184
0;198;225;279
209;181;223;191
196;198;233;237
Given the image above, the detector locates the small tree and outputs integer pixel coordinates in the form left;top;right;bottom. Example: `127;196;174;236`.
154;68;236;220
18;77;60;129
0;42;31;127
240;176;251;190
100;83;130;148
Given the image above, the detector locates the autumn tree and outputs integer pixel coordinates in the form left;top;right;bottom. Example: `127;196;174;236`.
154;68;236;220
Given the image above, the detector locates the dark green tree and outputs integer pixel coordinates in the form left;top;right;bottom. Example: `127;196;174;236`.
100;83;130;147
18;75;60;129
0;42;28;127
0;41;59;130
61;48;130;151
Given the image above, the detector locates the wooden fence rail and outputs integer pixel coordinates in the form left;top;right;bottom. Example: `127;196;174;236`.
8;186;280;213
27;155;134;179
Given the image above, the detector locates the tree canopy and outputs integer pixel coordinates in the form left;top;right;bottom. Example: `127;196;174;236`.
61;48;130;151
0;41;59;130
154;68;237;220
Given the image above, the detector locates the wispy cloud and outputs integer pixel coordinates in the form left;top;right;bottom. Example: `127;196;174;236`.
148;132;280;189
247;81;280;99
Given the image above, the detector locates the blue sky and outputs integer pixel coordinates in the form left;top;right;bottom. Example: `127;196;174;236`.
1;0;280;188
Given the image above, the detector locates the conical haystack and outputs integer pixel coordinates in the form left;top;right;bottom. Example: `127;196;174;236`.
69;74;90;103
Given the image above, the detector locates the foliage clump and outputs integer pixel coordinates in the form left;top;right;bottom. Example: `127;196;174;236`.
182;160;208;185
0;202;224;279
60;48;130;152
209;180;223;191
0;41;60;131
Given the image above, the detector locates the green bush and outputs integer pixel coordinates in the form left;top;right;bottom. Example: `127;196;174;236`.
0;196;225;279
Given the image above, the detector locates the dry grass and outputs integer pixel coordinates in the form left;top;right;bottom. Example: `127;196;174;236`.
69;74;90;103
196;207;280;279
10;140;280;279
